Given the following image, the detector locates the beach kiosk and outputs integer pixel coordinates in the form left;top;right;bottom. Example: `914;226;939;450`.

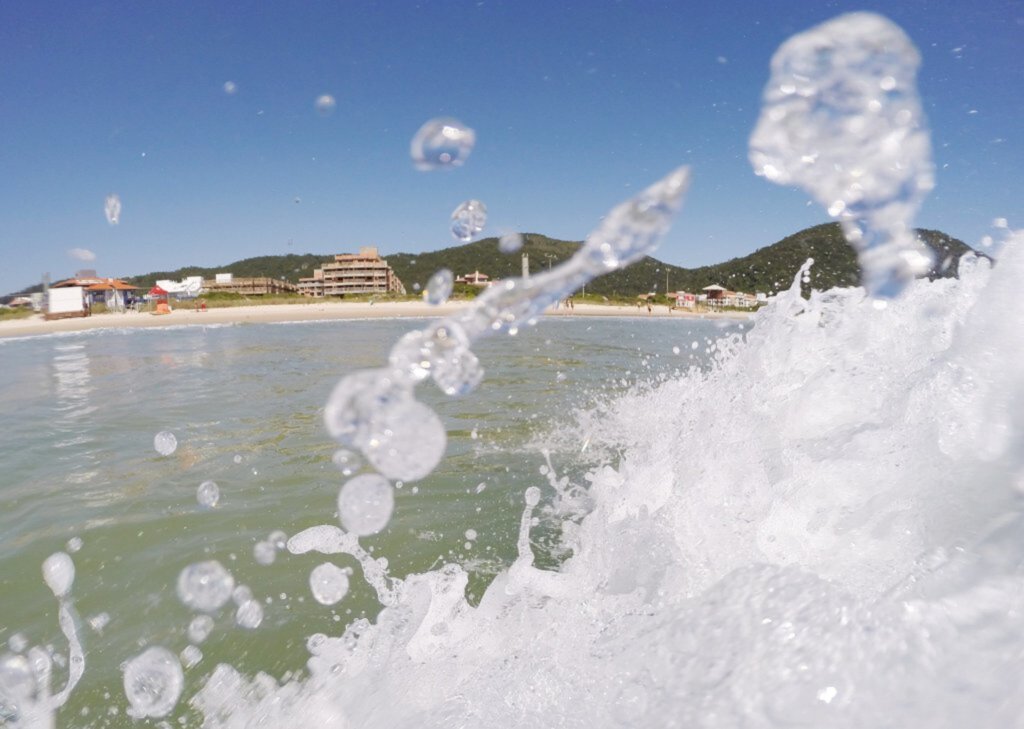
45;286;90;320
149;286;172;315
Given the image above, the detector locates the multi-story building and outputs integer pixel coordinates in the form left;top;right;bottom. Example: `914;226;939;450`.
298;247;405;297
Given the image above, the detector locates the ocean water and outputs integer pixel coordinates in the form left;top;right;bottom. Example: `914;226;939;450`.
0;315;739;726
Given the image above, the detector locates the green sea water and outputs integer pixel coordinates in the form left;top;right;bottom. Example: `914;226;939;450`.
0;315;739;726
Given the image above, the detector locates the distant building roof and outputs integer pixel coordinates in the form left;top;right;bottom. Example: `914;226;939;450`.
702;284;727;291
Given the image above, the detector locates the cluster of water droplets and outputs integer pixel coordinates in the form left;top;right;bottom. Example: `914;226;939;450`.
749;12;934;298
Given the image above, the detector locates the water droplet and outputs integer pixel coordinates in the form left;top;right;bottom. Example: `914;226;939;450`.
332;449;360;476
104;194;121;225
524;487;541;506
338;474;395;536
427;269;454;306
232;585;253;605
362;398;447;481
268;530;288;550
122;646;183;719
187;615;214;644
153;431;177;457
450;200;487;242
465;529;477;541
314;94;336;115
223;81;237;95
0;653;34;699
253;541;276;566
196;480;219;508
410;117;475;170
499;232;523;253
233;454;243;464
309;563;350;605
66;536;83;553
235;600;263;629
672;346;680;355
176;561;234;613
42;552;74;598
8;633;28;653
88;613;110;633
179;644;202;669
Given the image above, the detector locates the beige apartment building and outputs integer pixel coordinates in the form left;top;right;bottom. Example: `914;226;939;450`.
298;247;406;297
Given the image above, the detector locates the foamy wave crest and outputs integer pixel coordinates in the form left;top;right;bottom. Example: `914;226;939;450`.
194;235;1024;727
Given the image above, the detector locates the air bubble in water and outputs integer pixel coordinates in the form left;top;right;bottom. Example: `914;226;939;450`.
122;646;183;719
451;200;487;242
104;194;121;225
253;541;276;565
196;481;219;508
235;600;263;629
187;615;214;644
337;474;395;536
153;431;177;456
315;94;336;115
42;552;74;598
410;117;475;171
309;563;350;605
499;232;523;253
176;561;234;613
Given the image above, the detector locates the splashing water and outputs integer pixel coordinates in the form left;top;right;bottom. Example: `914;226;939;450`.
749;12;934;298
410;117;476;171
425;268;454;305
7;12;1022;729
450;199;488;242
103;194;121;225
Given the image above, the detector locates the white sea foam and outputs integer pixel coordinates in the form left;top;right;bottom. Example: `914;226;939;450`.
195;231;1024;728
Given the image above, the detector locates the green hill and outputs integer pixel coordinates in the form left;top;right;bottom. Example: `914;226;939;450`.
5;223;980;303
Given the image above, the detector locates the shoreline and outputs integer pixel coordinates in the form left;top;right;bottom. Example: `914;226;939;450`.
0;300;752;340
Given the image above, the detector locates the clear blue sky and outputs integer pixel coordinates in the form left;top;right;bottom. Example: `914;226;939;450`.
1;0;1021;295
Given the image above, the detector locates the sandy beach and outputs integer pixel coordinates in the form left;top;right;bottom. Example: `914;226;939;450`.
0;299;751;339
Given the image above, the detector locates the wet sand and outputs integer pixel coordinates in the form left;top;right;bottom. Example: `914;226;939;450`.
0;300;751;339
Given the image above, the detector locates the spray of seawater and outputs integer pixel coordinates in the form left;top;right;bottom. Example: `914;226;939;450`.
3;11;1021;728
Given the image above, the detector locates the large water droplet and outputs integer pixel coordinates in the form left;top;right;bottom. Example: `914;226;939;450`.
153;431;177;456
42;552;74;598
362;399;447;481
450;200;487;242
426;269;454;305
410;117;475;171
309;563;350;605
196;480;219;508
337;474;395;536
749;12;933;297
176;561;234;613
104;194;121;225
122;646;183;719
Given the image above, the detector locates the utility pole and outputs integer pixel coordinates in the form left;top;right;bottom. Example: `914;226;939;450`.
665;268;670;295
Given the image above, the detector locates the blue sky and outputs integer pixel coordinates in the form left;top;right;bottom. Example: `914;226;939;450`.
1;0;1021;294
